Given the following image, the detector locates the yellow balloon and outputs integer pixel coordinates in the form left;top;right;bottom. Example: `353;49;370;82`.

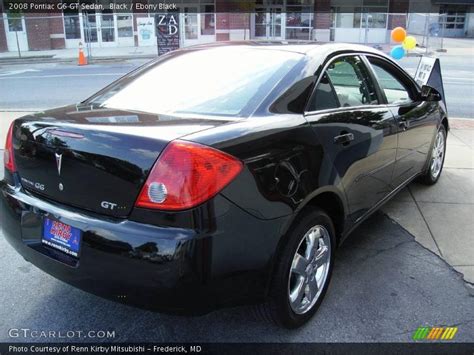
402;36;417;50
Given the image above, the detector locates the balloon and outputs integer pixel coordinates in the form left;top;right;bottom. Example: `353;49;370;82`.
390;45;406;60
391;27;406;43
402;36;417;50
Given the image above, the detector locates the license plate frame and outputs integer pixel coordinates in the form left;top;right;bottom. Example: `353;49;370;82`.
42;218;82;258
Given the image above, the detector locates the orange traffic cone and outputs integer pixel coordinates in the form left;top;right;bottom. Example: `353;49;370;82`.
78;42;87;66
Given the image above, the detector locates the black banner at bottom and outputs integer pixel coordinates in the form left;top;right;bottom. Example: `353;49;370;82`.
1;343;474;355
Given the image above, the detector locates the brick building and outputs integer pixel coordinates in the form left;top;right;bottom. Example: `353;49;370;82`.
0;0;472;53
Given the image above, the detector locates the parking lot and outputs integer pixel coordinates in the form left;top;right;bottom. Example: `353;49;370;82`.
1;131;473;341
0;207;472;342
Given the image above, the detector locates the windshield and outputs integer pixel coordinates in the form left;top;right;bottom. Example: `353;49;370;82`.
88;47;302;117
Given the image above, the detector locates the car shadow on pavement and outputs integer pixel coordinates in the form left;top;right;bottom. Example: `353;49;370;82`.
2;211;473;343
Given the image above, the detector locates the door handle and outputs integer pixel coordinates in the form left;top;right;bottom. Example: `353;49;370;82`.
333;132;354;145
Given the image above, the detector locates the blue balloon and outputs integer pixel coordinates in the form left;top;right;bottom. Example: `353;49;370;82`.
390;45;406;60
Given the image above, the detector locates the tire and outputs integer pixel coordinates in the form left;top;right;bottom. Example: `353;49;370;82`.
258;208;336;329
418;125;447;185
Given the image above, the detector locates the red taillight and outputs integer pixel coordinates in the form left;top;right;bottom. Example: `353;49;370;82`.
4;122;16;172
135;140;243;211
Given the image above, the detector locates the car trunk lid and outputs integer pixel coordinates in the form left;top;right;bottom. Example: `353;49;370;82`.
12;105;228;217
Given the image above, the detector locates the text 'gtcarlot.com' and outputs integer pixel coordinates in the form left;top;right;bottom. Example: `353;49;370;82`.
8;328;116;339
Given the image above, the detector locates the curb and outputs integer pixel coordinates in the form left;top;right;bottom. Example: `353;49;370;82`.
0;54;157;66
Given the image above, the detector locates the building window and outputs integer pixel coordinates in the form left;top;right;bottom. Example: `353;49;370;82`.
333;0;388;29
84;12;98;43
184;8;198;40
7;16;23;32
439;5;466;30
333;8;362;28
63;9;81;39
201;4;215;36
286;6;313;40
100;10;115;42
117;14;133;38
363;8;387;29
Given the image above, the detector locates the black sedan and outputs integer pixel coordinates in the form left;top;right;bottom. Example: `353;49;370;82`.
1;42;447;328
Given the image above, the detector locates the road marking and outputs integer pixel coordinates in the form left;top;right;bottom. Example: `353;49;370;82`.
0;69;40;77
0;73;126;80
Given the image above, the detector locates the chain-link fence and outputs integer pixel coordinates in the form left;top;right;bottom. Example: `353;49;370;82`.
407;13;447;53
0;11;453;57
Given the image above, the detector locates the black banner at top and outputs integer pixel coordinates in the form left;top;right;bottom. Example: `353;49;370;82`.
2;0;470;14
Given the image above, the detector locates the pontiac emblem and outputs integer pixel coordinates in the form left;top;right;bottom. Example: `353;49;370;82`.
55;152;62;176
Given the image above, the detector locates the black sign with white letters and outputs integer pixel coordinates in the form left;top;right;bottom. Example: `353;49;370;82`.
156;13;180;56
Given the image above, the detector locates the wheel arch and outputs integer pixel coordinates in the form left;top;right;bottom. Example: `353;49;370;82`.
279;187;348;249
441;116;449;133
264;187;347;297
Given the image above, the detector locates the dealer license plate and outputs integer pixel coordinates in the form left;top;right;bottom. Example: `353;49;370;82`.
42;218;82;258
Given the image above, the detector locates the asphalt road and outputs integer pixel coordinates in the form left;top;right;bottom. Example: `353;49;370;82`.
1;209;473;342
0;55;472;118
399;56;474;119
0;60;148;111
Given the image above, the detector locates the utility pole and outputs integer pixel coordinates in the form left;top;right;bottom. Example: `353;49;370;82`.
15;29;21;58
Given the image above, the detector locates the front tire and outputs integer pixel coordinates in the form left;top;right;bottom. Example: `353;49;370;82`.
259;209;336;328
418;125;447;185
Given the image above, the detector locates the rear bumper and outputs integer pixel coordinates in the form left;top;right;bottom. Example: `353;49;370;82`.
0;180;289;313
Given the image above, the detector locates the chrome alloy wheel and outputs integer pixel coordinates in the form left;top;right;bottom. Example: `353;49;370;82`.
430;130;445;180
288;225;331;314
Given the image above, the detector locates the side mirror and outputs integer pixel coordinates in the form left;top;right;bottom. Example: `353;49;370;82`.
420;85;442;102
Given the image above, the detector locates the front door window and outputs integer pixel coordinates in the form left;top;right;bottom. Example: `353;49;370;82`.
369;61;411;105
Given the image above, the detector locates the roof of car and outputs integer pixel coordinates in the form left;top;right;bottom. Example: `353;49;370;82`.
185;40;387;57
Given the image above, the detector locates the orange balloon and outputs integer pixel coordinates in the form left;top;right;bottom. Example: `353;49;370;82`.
391;27;406;43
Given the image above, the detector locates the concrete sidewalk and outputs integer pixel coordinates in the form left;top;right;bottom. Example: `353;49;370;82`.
0;46;158;64
383;118;474;283
0;113;473;284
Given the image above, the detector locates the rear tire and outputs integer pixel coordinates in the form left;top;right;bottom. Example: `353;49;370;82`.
418;125;447;185
258;208;336;328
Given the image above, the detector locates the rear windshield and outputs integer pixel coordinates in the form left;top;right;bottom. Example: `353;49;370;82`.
88;47;302;117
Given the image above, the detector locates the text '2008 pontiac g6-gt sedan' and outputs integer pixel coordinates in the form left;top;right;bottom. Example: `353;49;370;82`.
1;42;447;328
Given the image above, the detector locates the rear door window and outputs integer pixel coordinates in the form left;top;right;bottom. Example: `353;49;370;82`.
325;56;379;107
307;73;340;111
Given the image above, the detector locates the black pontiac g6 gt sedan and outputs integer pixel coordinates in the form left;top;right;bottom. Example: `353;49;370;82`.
1;42;447;328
